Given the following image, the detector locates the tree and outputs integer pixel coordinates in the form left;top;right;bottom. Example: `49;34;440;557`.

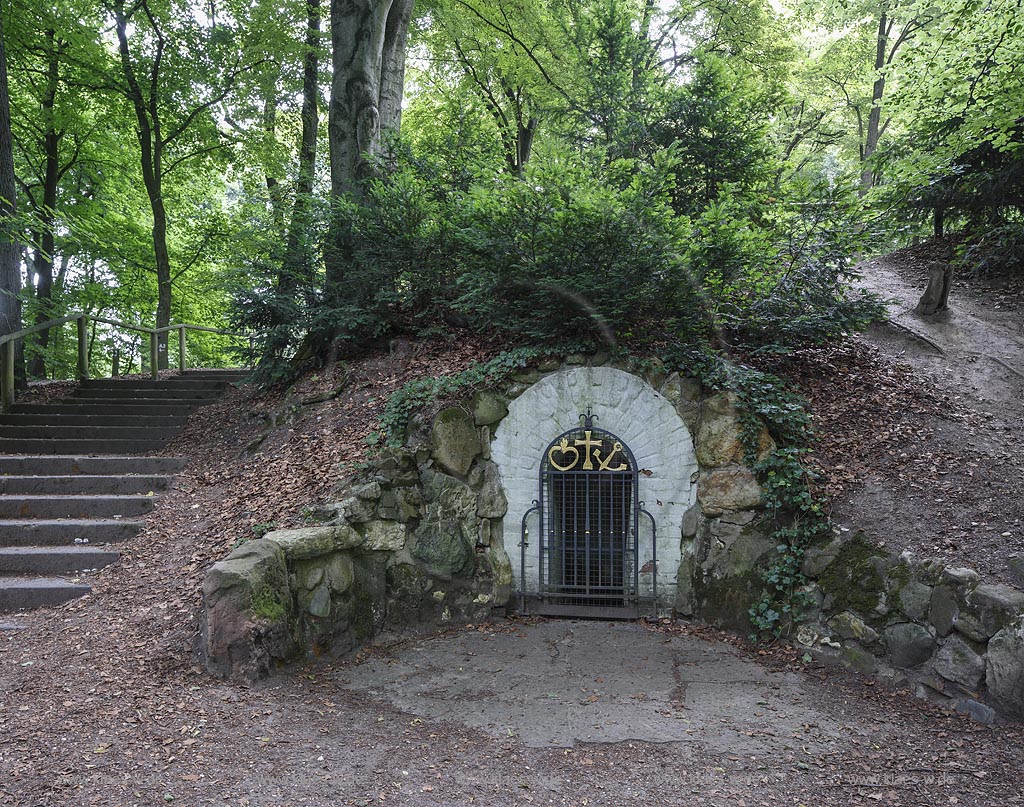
0;4;21;353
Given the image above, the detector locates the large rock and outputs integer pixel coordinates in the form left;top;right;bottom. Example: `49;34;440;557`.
697;467;763;515
361;520;408;552
829;611;879;644
958;583;1024;641
695;393;774;468
410;471;477;578
431;407;480;476
476;463;508;518
884;622;936;668
265;525;362;560
1008;554;1024;589
986;619;1024;719
933;635;986;690
929;585;959;637
472;391;509;427
200;540;293;680
898;580;933;622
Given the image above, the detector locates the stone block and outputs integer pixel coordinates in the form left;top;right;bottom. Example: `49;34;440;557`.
942;566;981;587
476;464;508;518
697;467;763;515
953;699;996;725
265;525;362;561
986;618;1024;719
884;622;936;668
431;407;481;476
934;635;985;690
841;642;878;674
326;553;354;594
959;583;1024;641
411;471;477;579
898;580;933;622
802;535;842;577
829;611;879;644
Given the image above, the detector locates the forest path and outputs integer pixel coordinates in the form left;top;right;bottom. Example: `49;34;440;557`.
823;247;1024;581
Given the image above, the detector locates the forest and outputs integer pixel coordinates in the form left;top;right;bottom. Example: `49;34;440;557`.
1;0;1022;380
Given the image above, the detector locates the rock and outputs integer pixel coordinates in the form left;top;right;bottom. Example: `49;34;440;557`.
308;584;331;617
942;566;980;587
898;580;933;621
959;583;1024;641
537;358;560;372
565;353;587;365
301;566;324;591
430;408;481;476
472;391;508;427
410;471;477;578
841;643;877;674
986;619;1024;718
929;585;959;637
352;482;382;501
953;699;996;725
695;392;774;468
828;611;879;644
476;464;507;518
376;488;421;522
934;635;986;690
480;426;491;460
697;467;763;515
483;546;514;607
326;553;354;594
200;540;292;680
361;520;407;552
884;623;936;669
511;369;541;384
802;535;842;577
1008;554;1024;589
681;505;700;539
339;495;376;523
264;525;362;560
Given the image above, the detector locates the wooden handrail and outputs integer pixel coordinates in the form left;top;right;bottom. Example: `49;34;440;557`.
0;312;255;412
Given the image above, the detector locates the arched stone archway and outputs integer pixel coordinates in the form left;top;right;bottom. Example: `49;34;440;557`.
491;366;698;609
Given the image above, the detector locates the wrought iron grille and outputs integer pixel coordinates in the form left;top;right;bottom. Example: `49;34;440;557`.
523;411;644;618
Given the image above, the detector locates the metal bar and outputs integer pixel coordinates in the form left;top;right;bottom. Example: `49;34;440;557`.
178;325;186;373
76;316;89;381
520;503;539;614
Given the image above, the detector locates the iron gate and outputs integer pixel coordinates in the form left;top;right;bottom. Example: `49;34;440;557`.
520;411;656;619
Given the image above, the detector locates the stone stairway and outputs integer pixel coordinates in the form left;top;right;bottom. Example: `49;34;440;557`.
0;369;248;614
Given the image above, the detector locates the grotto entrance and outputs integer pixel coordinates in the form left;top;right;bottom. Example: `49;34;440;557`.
521;411;655;619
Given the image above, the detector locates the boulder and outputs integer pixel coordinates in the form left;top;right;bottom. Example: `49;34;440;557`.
472;391;508;428
828;611;879;644
933;636;986;690
929;585;959;637
476;464;508;518
841;643;877;674
410;471;477;578
265;525;362;560
958;583;1024;641
697;467;763;515
200;540;293;680
361;520;407;552
986;619;1024;719
942;566;980;587
695;392;774;468
431;407;480;476
884;622;936;669
898;580;933;622
1008;554;1024;589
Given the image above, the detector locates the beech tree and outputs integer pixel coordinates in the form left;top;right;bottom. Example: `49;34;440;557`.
0;5;21;349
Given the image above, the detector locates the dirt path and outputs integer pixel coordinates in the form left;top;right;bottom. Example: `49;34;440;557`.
816;246;1024;583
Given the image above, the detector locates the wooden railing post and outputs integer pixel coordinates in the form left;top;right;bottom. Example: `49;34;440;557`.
76;316;89;381
150;331;159;380
178;326;186;374
2;342;14;413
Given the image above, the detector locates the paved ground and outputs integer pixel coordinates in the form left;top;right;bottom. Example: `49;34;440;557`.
340;621;840;752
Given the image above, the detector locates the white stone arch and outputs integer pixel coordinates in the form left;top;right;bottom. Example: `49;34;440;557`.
491;366;697;608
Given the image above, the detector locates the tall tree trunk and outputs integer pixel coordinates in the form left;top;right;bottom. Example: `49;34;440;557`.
860;12;889;194
0;8;22;361
29;31;60;379
114;0;172;368
326;0;413;292
279;0;321;298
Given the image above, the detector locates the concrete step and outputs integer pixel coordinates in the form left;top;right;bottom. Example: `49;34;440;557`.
0;413;189;427
0;518;144;546
0;475;172;495
0;455;186;475
82;378;228;391
0;546;119;573
0;425;182;441
73;387;221;400
0;577;91;612
0;495;155;519
12;403;198;416
0;438;170;455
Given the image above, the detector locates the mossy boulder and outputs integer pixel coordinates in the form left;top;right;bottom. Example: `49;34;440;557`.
431;407;480;476
472;391;509;427
265;525;362;560
818;534;886;618
934;635;986;690
884;622;936;668
986;618;1024;718
410;471;477;579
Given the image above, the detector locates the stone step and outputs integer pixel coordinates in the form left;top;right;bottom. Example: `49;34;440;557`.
0;425;182;441
0;455;186;475
0;577;91;612
0;519;144;546
0;474;172;495
0;495;156;519
0;546;120;574
12;403;198;416
73;387;221;400
0;413;188;427
82;378;228;391
0;438;170;455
